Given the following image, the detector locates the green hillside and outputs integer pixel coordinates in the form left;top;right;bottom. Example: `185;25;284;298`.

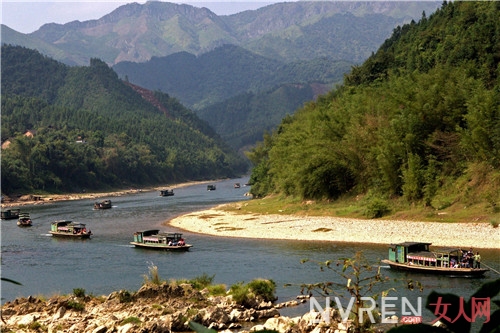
247;1;500;219
113;45;351;110
1;45;247;195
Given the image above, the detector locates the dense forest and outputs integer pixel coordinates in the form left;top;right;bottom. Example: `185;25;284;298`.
247;1;500;216
1;46;247;195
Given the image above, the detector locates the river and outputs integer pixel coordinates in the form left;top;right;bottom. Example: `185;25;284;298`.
1;177;499;325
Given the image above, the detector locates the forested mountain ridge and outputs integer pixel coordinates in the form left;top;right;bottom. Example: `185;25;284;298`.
112;44;351;109
1;45;247;195
247;1;500;219
1;1;440;66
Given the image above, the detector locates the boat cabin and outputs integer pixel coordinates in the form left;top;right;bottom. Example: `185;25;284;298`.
133;230;185;245
387;242;464;268
51;220;88;234
94;199;112;209
1;208;21;220
160;189;174;196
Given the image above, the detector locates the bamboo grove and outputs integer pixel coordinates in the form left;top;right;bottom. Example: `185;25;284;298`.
247;1;500;214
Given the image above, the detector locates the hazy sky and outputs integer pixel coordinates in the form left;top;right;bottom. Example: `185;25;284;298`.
1;1;278;34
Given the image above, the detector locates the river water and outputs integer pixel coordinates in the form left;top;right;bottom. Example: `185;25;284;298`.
1;177;499;324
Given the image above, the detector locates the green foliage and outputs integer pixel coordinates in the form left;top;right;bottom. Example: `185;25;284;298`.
189;273;215;289
119;290;133;303
246;279;277;302
363;195;391;219
229;279;277;307
72;288;86;298
121;316;142;325
249;1;500;211
1;45;247;195
66;300;85;311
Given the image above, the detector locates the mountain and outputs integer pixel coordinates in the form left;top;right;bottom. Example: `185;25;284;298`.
1;1;441;66
246;1;500;217
1;45;247;195
113;44;351;109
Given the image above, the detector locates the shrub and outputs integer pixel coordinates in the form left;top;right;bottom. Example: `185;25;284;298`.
364;197;390;218
143;263;163;285
119;290;133;303
247;279;276;302
229;279;277;306
121;316;142;325
189;273;215;289
73;288;86;298
66;300;85;311
207;284;227;296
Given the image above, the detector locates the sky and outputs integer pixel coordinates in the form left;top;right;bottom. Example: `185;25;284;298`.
1;0;279;34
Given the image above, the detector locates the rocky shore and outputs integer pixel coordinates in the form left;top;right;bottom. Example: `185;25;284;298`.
1;282;362;333
168;203;500;249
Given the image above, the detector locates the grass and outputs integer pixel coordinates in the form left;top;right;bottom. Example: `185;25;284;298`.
224;192;499;224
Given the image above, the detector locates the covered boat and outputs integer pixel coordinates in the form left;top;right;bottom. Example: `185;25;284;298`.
49;220;92;239
17;212;32;227
130;230;192;251
381;242;488;277
94;199;112;209
160;189;174;197
207;185;216;191
1;208;20;220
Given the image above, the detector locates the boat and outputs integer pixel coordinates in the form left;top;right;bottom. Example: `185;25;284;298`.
130;230;192;251
207;185;216;191
1;208;20;220
160;189;174;197
49;220;92;239
17;212;32;227
234;183;241;188
381;242;489;277
94;199;112;209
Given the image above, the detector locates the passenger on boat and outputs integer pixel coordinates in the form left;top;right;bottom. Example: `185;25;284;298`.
178;238;185;246
474;252;481;269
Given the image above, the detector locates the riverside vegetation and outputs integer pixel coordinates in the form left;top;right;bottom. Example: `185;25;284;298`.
246;1;500;224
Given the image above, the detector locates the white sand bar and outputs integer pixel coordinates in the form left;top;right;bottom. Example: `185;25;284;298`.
169;204;500;249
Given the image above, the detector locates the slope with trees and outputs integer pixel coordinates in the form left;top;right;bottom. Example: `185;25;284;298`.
247;1;500;218
1;45;247;195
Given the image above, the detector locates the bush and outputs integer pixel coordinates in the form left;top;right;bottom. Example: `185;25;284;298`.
73;288;86;298
364;197;390;218
119;290;133;303
229;279;276;306
121;316;142;325
247;279;276;302
66;300;85;311
189;273;215;289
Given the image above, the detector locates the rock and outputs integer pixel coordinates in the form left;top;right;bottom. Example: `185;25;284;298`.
92;325;108;333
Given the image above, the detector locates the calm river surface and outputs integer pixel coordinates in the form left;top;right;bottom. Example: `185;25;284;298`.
1;177;499;322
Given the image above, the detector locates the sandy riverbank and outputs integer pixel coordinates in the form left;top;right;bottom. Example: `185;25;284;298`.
169;202;500;249
0;180;212;208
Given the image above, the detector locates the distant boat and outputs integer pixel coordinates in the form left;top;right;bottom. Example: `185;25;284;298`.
1;208;20;220
207;185;216;191
130;230;192;251
160;189;174;197
17;212;32;227
381;242;488;277
234;183;241;188
94;199;112;209
49;220;92;239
